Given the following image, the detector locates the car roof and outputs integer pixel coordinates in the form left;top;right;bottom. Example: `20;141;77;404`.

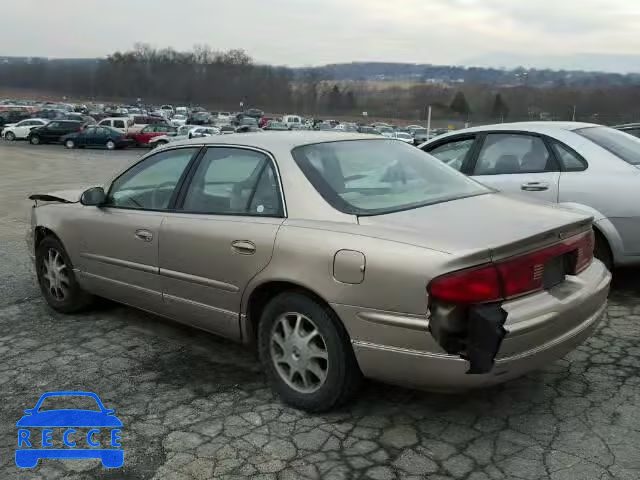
425;121;600;143
171;131;376;150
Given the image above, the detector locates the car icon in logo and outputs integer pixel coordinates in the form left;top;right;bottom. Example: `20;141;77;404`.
15;391;123;468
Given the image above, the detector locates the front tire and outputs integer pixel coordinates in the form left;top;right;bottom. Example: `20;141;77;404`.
258;292;362;412
35;236;93;313
29;135;41;145
4;131;15;141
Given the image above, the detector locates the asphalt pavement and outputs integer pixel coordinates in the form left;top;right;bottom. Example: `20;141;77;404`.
1;141;640;479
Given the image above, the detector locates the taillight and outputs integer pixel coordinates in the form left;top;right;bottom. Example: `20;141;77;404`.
428;230;595;304
429;264;502;304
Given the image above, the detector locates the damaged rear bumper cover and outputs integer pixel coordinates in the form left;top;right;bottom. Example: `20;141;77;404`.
347;261;610;391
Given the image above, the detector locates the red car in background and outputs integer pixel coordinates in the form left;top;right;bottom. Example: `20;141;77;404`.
127;124;176;146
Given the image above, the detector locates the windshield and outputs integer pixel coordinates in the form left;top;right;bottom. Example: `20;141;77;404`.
38;395;101;412
575;126;640;165
291;139;488;215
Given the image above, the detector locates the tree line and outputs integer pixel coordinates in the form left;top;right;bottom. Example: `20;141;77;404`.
1;45;640;124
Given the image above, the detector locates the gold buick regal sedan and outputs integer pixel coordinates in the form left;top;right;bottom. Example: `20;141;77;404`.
27;132;611;411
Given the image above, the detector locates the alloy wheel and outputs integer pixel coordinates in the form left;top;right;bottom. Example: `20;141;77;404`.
40;248;71;301
270;312;329;394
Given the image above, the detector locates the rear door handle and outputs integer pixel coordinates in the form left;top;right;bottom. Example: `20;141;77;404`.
231;240;256;255
521;182;549;192
135;229;153;242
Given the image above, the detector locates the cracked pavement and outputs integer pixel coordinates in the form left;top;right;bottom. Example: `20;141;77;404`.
1;142;640;479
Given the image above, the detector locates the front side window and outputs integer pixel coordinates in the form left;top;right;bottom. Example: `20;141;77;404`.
426;137;475;171
107;148;198;210
113;120;125;129
182;148;282;216
576;126;640;166
292;139;487;216
474;134;555;175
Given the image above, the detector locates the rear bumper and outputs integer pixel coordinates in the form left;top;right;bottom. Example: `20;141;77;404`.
338;260;611;391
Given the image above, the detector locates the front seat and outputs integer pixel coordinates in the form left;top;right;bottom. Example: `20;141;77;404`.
493;154;521;174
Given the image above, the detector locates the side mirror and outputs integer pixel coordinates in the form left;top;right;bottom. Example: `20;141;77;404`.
80;187;106;206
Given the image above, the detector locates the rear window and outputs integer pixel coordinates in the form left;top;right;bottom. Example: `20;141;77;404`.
576;126;640;165
291;139;488;216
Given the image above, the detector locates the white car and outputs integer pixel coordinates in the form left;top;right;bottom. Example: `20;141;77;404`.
171;114;188;127
421;121;640;269
375;126;395;138
2;118;49;140
149;126;220;148
217;112;231;122
393;132;414;144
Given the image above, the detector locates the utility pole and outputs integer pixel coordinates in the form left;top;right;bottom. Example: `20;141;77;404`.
572;105;576;121
426;105;432;141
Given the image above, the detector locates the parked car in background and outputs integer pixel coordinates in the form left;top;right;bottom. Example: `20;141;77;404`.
613;123;640;139
98;117;133;134
282;115;303;129
61;126;133;150
2;118;49;140
263;121;289;131
358;126;382;135
334;123;359;133
315;122;333;131
409;127;430;145
244;108;264;119
64;113;97;125
160;105;174;118
149;126;220;148
28;120;86;145
188;112;212;125
217;112;231;122
128;124;177;147
128;115;169;134
27;132;610;411
375;126;394;138
421;122;640;269
236;117;260;133
219;124;235;134
393;131;414;144
171;114;188;127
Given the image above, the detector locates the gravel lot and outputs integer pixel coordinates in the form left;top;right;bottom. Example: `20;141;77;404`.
1;141;640;480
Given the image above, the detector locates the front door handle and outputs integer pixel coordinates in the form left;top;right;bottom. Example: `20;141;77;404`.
135;229;153;242
521;182;549;192
231;240;256;255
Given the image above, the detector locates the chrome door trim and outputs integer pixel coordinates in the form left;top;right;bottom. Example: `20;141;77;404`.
79;271;160;296
80;252;158;274
159;268;239;292
163;293;237;317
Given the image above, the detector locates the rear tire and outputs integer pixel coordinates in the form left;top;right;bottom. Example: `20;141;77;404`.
106;140;116;150
35;236;93;313
4;131;15;141
65;139;75;149
594;231;613;271
29;135;41;145
258;292;362;412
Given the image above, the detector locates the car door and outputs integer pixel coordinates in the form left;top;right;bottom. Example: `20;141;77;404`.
159;146;285;339
75;147;201;314
14;120;33;138
78;127;94;147
468;132;560;203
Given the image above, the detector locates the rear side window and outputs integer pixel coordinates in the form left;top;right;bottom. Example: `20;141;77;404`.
181;148;282;216
426;138;475;171
576;126;640;166
551;142;587;172
113;120;125;129
474;134;556;175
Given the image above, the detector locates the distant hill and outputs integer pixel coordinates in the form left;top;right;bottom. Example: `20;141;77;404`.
291;62;640;88
3;56;640;88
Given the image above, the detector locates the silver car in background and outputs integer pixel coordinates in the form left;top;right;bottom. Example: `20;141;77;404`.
27;133;610;411
422;122;640;269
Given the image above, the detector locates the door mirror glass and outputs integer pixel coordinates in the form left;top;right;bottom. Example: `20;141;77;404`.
80;187;107;206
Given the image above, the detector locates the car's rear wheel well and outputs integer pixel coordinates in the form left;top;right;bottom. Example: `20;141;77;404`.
592;225;613;270
245;281;343;346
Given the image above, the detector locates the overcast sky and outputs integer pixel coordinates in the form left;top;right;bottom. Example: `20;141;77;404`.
3;0;640;70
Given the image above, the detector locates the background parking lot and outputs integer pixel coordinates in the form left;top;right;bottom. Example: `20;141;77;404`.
1;142;640;479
